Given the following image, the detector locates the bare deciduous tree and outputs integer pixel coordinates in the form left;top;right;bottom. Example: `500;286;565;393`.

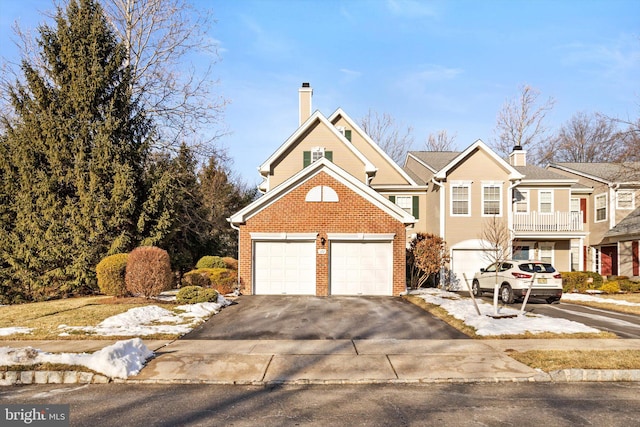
425;130;456;151
542;112;623;164
103;0;228;154
492;84;555;165
359;109;414;164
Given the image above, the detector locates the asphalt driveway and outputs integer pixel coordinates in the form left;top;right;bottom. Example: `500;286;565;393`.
184;295;468;340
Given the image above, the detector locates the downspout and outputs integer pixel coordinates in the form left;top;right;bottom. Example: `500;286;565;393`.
430;177;445;288
227;218;242;292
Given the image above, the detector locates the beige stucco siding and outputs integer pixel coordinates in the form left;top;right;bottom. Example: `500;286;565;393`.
331;116;412;186
268;120;366;189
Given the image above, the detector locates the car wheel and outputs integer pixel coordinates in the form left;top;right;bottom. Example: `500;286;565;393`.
471;280;481;297
500;284;514;304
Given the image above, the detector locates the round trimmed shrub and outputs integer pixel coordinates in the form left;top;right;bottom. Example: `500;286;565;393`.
181;270;212;288
222;257;238;270
125;246;174;298
96;253;129;297
176;286;219;304
195;256;226;269
201;267;238;295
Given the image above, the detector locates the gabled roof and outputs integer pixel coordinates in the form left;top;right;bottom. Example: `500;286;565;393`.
513;165;578;185
432;139;524;181
407;151;459;173
328;108;419;186
549;162;640;184
229;158;416;226
258;110;377;177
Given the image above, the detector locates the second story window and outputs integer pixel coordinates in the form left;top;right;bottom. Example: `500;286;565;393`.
539;190;553;214
303;147;333;167
616;190;634;210
595;193;607;222
451;183;470;216
311;147;325;162
482;184;502;216
513;189;529;213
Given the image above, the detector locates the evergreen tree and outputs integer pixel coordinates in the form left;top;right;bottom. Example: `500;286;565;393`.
0;0;149;300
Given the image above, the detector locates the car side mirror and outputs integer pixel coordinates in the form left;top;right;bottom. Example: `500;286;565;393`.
480;268;485;272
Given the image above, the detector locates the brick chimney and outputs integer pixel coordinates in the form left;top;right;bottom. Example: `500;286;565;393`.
299;82;313;125
509;145;527;167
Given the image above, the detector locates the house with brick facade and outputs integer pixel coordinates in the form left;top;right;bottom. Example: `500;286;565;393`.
228;83;419;296
547;162;640;277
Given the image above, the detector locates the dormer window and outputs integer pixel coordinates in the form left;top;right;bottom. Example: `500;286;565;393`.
303;147;333;167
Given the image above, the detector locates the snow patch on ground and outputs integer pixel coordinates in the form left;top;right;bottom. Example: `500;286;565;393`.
412;288;600;336
0;327;33;336
0;338;152;379
562;292;640;307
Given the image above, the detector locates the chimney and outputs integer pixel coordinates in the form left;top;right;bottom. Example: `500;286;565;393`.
509;145;527;167
299;82;313;125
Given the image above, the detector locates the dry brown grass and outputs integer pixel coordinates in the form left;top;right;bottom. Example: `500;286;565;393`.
564;293;640;316
508;350;640;370
0;296;179;340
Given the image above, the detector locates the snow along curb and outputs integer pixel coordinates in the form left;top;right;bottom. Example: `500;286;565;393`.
1;370;111;385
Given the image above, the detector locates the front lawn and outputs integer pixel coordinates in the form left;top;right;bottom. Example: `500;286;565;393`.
562;293;640;316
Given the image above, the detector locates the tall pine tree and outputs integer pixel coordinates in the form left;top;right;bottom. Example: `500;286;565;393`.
0;0;149;301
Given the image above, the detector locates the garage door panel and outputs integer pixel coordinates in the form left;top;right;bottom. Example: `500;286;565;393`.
254;241;316;295
451;249;495;291
331;242;392;296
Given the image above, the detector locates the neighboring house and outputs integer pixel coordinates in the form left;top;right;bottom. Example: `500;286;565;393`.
547;162;640;277
404;143;588;289
228;83;419;296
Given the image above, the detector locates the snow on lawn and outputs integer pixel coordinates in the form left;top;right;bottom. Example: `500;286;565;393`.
412;288;600;336
0;294;232;378
0;327;33;336
562;292;640;306
58;295;232;337
0;338;152;379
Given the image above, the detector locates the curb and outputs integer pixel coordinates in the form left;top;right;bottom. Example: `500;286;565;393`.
3;369;640;386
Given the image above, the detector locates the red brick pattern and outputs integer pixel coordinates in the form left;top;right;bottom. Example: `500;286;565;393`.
238;172;408;295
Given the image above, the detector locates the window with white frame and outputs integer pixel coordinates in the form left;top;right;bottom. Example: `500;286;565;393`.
595;193;607;222
482;184;502;216
539;242;554;264
395;196;413;214
451;184;470;216
570;198;580;213
539;190;553;214
311;147;325;162
616;190;634;210
513;189;529;213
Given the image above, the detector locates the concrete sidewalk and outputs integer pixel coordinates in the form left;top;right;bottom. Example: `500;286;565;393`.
3;339;640;385
128;338;640;384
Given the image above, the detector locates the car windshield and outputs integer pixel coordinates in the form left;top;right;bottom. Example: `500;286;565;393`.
518;263;556;273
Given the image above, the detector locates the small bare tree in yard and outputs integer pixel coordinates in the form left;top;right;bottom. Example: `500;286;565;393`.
408;233;450;289
480;215;513;314
359;109;414;165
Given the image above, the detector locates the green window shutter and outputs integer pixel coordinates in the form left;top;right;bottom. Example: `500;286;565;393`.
303;151;311;167
389;195;396;203
412;196;419;219
344;130;352;141
324;151;333;162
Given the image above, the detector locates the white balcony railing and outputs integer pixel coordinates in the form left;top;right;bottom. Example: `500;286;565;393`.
513;211;583;232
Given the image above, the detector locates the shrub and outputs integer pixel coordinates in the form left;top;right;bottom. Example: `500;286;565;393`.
181;270;212;288
192;268;238;294
176;286;218;304
222;257;238;270
599;281;621;294
195;256;226;269
96;254;129;297
125;246;174;298
619;279;640;293
561;271;603;292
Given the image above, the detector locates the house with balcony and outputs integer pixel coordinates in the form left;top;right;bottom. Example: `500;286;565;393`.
404;142;589;289
547;162;640;277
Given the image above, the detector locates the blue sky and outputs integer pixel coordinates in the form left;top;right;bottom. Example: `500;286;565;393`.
2;0;639;185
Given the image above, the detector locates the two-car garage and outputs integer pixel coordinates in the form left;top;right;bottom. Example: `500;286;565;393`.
252;235;394;296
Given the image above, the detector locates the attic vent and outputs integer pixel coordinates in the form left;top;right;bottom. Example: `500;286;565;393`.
305;186;339;202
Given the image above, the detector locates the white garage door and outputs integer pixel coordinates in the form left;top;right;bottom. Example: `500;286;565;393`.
254;241;316;295
331;242;393;296
450;249;495;291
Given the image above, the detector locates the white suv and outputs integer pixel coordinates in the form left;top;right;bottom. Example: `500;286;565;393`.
471;260;563;304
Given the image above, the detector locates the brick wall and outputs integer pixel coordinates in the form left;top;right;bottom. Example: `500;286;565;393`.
238;171;408;295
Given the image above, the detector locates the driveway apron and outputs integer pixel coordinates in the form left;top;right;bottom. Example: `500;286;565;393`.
183;295;468;340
